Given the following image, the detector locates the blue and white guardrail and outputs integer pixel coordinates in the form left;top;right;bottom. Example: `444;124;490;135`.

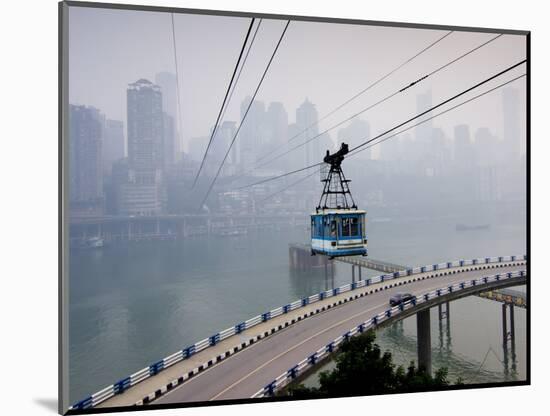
71;254;526;409
251;268;528;398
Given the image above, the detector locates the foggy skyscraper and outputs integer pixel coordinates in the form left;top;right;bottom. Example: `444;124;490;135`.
475;127;499;167
162;112;175;169
453;124;474;169
127;79;164;171
414;91;434;162
338;119;371;160
202;120;238;177
240;97;266;171
502;88;521;161
296;98;319;167
103;119;125;176
69;104;104;208
155;72;182;157
218;121;238;165
265;102;288;150
117;79;164;215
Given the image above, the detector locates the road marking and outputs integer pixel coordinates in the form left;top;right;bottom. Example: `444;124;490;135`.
208;266;524;400
208;302;384;401
153;265;524;404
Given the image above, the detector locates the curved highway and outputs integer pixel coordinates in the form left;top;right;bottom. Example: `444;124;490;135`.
151;263;526;405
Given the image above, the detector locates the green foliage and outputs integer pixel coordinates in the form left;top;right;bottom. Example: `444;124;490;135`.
285;330;450;398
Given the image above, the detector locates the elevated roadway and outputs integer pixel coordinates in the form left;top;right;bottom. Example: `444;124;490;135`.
75;257;525;410
156;264;525;404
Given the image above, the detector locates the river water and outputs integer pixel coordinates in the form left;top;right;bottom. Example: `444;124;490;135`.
69;200;527;403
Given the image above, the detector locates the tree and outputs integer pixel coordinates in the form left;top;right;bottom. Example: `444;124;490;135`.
285;330;450;398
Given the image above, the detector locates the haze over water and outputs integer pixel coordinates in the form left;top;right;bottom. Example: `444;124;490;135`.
69;200;526;403
66;5;527;404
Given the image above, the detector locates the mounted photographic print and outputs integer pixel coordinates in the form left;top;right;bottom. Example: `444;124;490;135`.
59;1;529;414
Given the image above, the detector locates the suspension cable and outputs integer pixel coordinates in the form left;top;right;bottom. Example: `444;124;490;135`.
192;18;256;187
197;20;291;210
259;72;525;203
242;33;503;176
171;13;184;162
239;59;526;190
255;31;455;165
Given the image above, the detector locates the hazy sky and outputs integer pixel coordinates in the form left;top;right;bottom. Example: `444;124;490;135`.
68;5;527;155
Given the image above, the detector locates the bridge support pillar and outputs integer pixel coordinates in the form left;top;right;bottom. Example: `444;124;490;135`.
502;304;508;348
509;304;516;372
324;256;329;290
509;304;515;345
502;303;516;357
331;259;335;290
438;302;451;349
438;302;450;321
352;265;356;283
359;266;362;280
501;303;515;374
416;309;432;375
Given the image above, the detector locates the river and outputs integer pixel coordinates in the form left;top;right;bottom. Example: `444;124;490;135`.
69;200;527;403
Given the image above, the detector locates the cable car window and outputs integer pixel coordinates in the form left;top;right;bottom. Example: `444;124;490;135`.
317;218;323;237
311;218;315;238
330;219;336;237
350;217;359;236
341;217;351;237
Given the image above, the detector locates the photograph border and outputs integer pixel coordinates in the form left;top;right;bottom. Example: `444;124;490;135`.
59;1;531;414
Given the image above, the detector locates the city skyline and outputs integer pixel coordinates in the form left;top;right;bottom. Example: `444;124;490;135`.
62;3;529;413
70;79;525;166
69;79;525;219
67;8;526;219
68;7;527;156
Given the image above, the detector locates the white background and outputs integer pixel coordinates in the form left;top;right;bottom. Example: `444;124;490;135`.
0;0;546;415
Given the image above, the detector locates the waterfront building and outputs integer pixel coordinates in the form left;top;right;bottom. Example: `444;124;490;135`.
69;104;104;216
115;79;164;215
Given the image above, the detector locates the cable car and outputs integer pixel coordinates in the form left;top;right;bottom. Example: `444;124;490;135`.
310;143;367;258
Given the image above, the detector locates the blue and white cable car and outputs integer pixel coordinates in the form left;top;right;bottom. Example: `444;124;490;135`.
311;209;367;257
310;143;368;258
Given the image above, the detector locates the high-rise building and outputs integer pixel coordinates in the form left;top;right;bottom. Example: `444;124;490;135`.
239;97;266;171
218;121;238;165
477;165;501;202
162;112;175;170
453;124;475;169
69;104;104;215
103;119;124;176
338;119;371;160
127;79;164;171
502;87;521;162
475;127;499;167
117;79;164;215
265;102;288;150
414;91;434;161
155;72;182;157
296;98;319;167
189;136;207;163
287;122;302;171
428;127;451;175
202;121;238;177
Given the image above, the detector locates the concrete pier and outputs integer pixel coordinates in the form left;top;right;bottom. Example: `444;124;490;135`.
289;244;329;270
416;309;432;375
288;243;407;273
500;302;518;375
